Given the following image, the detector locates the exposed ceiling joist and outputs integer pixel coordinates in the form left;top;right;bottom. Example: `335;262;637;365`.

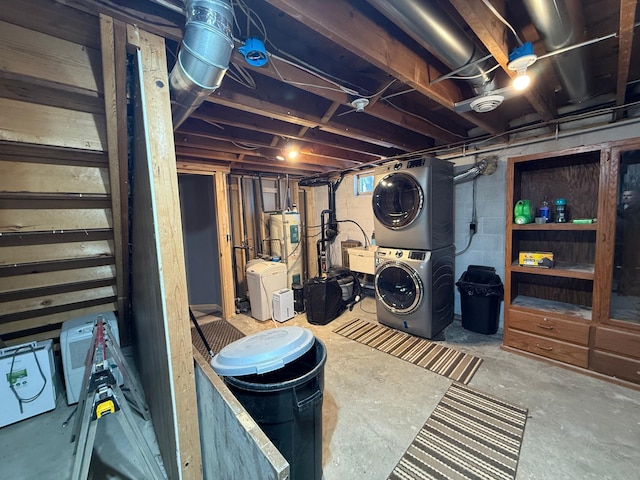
447;0;557;121
616;0;638;105
262;0;503;135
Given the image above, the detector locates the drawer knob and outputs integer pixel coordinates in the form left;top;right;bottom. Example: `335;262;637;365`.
537;323;554;330
536;344;553;351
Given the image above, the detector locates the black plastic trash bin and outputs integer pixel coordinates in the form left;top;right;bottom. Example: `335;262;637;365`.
211;327;325;480
456;265;504;334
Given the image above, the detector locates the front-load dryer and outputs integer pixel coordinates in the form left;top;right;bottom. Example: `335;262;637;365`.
374;246;454;339
372;157;453;250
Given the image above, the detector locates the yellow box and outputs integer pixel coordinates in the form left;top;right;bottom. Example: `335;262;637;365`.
518;251;554;268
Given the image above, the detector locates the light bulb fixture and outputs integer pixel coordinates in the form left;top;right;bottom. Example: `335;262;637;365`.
287;149;298;160
512;71;531;91
508;41;537;91
275;155;285;162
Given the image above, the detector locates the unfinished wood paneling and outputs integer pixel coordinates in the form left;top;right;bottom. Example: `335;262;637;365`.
0;0;101;49
0;265;116;293
0;240;114;265
0;20;102;92
130;27;202;480
0;141;107;167
193;350;289;480
0;98;106;150
0;208;112;232
2;285;116;316
0;161;110;194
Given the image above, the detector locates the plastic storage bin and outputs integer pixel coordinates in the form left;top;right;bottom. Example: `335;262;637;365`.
456;265;504;334
211;327;325;480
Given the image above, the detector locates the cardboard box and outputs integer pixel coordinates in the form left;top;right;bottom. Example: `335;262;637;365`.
347;246;377;274
518;251;554;268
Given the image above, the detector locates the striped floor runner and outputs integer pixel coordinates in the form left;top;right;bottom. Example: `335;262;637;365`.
333;319;482;384
388;383;528;480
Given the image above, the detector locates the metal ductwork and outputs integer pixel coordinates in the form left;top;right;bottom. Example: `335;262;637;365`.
169;0;234;130
367;0;494;93
453;156;498;184
522;0;592;103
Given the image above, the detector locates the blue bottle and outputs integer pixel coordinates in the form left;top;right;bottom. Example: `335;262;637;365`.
539;199;550;223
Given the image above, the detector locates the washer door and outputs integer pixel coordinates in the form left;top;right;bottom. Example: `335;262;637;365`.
375;261;423;314
372;172;424;230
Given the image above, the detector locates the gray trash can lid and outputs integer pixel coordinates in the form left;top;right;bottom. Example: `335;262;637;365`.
210;326;315;376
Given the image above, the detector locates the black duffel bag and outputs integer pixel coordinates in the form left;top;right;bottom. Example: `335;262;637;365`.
304;267;361;325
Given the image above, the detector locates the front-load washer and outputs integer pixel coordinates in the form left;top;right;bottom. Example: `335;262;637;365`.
372;157;453;250
374;246;454;339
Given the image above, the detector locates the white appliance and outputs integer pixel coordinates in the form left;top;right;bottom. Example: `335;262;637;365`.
246;261;288;321
270;211;303;287
0;339;57;427
272;288;295;322
60;312;123;405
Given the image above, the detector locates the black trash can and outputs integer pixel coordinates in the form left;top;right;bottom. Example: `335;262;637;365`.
292;282;305;313
456;265;504;334
211;327;325;480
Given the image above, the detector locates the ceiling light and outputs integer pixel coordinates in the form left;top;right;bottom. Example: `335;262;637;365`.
512;72;531;91
351;98;369;112
287;149;298;160
275;155;285;162
508;42;537;91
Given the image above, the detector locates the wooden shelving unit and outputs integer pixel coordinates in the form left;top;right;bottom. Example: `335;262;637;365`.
503;141;640;389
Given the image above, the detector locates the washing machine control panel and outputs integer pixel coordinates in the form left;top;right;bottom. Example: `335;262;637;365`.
406;158;425;169
408;251;426;260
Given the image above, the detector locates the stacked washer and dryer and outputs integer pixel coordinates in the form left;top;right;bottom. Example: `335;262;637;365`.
372;157;455;339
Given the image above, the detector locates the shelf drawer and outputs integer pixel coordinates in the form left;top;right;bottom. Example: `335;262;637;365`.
507;309;590;345
594;327;640;360
505;328;589;368
591;350;640;385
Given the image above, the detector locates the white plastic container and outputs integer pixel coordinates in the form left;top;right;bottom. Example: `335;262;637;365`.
246;262;287;321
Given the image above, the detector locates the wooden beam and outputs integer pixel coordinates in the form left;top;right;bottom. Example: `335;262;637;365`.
212;173;235;319
233;50;463;142
263;0;500;134
100;14;128;334
177;118;398;158
175;131;377;165
447;0;557;121
129;26;202;480
616;0;638;105
177;146;352;170
207;89;426;150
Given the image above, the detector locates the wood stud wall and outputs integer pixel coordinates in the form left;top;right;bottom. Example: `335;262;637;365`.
0;2;122;346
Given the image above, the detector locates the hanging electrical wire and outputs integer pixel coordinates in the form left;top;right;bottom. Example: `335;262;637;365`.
480;0;524;46
226;61;258;89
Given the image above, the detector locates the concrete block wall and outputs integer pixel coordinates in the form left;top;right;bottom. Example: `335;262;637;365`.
313;119;640;329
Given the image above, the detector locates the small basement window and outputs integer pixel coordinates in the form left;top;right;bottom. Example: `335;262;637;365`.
354;171;374;196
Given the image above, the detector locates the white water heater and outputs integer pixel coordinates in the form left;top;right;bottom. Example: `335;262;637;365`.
270;211;303;287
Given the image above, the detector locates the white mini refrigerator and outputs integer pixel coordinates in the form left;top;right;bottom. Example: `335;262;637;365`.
246;261;288;321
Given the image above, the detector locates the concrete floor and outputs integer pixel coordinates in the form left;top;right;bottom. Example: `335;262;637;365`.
2;296;640;479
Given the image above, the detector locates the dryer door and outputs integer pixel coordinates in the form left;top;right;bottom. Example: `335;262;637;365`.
375;261;423;314
372;172;424;230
